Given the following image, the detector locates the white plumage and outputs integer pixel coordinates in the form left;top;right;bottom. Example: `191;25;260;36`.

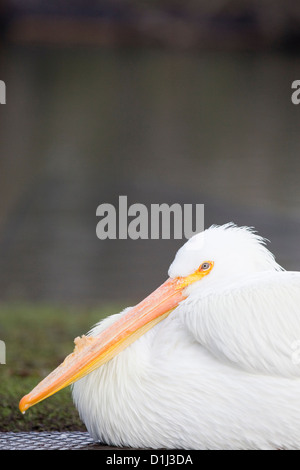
71;223;300;449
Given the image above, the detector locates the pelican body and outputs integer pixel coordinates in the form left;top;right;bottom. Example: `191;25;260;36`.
19;224;300;449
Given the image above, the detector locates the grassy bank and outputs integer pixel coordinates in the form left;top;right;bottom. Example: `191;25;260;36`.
0;303;121;432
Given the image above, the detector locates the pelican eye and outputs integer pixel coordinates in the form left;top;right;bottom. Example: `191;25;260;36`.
200;262;210;271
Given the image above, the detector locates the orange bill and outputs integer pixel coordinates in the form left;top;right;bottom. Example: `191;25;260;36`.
19;262;213;413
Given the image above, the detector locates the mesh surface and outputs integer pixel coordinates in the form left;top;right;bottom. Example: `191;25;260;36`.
0;431;119;450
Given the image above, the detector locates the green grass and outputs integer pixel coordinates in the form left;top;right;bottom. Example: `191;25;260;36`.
0;302;122;432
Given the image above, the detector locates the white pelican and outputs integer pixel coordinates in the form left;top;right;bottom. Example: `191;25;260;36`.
19;223;300;449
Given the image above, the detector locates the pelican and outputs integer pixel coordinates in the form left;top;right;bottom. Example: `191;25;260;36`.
19;223;300;449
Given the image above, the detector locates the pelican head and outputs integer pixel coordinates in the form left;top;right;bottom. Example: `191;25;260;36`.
170;223;282;289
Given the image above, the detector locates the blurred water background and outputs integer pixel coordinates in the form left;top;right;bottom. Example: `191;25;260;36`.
1;0;300;305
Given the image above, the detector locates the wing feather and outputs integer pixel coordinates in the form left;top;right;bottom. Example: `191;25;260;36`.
182;271;300;377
